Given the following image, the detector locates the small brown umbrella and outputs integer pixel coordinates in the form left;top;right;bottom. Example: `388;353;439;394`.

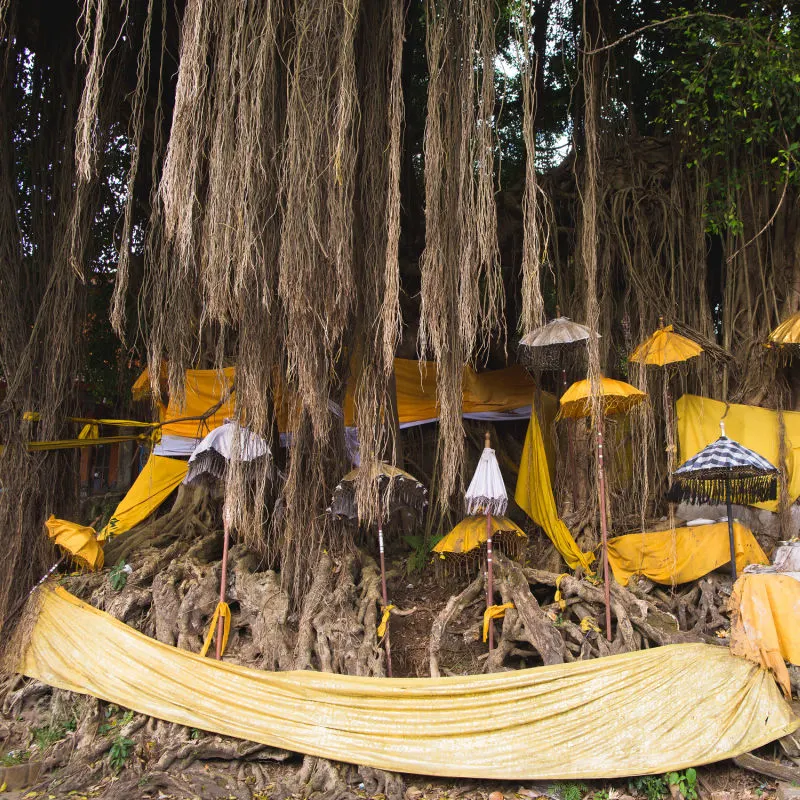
328;462;427;676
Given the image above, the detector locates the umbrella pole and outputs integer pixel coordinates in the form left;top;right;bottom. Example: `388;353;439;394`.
486;510;494;651
562;369;579;510
725;476;737;582
597;417;612;640
378;520;393;677
215;514;231;660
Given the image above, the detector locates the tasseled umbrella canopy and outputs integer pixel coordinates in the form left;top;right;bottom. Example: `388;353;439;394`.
518;315;593;371
327;462;428;521
629;323;703;367
465;441;508;517
185;421;272;484
768;311;800;348
667;429;778;506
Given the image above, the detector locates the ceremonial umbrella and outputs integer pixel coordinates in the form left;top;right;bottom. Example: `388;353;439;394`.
559;376;647;639
328;462;427;676
185;421;272;659
519;311;595;507
629;318;703;473
667;421;778;581
465;432;509;651
768;312;800;349
433;514;527;564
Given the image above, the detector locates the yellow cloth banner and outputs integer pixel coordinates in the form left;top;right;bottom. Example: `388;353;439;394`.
607;522;769;587
98;454;188;541
676;394;800;512
44;516;104;571
730;573;800;699
515;411;595;571
20;588;798;780
482;603;514;642
161;367;237;440
200;602;231;658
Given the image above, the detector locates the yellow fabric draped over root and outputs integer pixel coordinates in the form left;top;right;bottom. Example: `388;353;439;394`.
607;523;769;587
515;410;594;571
44;516;104;571
730;573;800;699
20;588;798;780
676;394;800;512
98;454;188;541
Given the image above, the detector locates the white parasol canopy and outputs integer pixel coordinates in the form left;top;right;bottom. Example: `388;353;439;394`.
519;316;593;348
185;421;271;483
465;434;508;517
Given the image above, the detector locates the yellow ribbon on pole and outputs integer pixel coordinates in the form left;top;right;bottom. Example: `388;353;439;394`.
199;602;231;658
377;605;395;638
580;616;602;634
483;603;514;642
554;574;568;611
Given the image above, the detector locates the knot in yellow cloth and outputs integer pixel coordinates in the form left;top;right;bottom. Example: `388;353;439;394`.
78;423;99;440
483;603;514;642
200;602;231;658
580;616;602;634
377;605;395;638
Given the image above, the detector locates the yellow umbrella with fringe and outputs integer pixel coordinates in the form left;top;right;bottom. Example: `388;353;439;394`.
434;515;527;558
558;376;647;640
768;311;800;347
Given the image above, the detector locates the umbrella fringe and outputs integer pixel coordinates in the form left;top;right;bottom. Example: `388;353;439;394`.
464;497;508;517
666;475;778;506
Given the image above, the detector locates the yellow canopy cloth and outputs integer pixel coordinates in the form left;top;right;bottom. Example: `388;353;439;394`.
44;516;104;571
730;573;800;698
607;522;769;587
629;325;703;366
768;311;800;346
161;367;237;439
558;376;647;420
434;516;526;555
20;587;798;780
98;454;189;540
676;394;800;512
515;410;594;571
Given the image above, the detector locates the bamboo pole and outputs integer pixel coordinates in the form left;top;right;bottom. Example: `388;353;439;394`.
215;515;230;660
378;497;393;676
596;416;612;640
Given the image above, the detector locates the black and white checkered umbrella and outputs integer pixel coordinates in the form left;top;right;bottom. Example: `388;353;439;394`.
668;424;778;506
667;422;778;580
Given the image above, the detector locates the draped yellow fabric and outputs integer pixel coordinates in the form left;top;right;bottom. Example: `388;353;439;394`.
730;574;800;699
161;368;237;439
200;602;231;658
44;516;104;571
482;603;514;642
98;455;188;541
676;394;800;512
515;412;595;571
21;588;798;780
607;523;769;587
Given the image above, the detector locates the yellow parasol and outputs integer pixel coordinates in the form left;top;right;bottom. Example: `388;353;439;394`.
558;377;646;640
629;323;703;366
558;376;646;420
768;311;800;347
45;516;104;571
434;515;526;557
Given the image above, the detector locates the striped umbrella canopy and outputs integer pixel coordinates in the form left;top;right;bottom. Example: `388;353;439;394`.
668;426;778;506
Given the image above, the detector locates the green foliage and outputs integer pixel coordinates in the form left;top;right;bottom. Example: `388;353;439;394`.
99;706;133;736
666;768;698;800
109;559;129;592
108;735;135;772
0;749;30;766
549;781;588;800
404;532;442;574
629;775;668;800
661;9;800;233
32;716;76;752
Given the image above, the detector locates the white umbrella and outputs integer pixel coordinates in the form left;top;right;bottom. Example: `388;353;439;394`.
466;432;508;650
185;421;272;660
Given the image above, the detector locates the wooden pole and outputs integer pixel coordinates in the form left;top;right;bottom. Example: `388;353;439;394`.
378;497;393;676
596;416;612;640
486;511;494;650
725;474;737;582
215;514;231;660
